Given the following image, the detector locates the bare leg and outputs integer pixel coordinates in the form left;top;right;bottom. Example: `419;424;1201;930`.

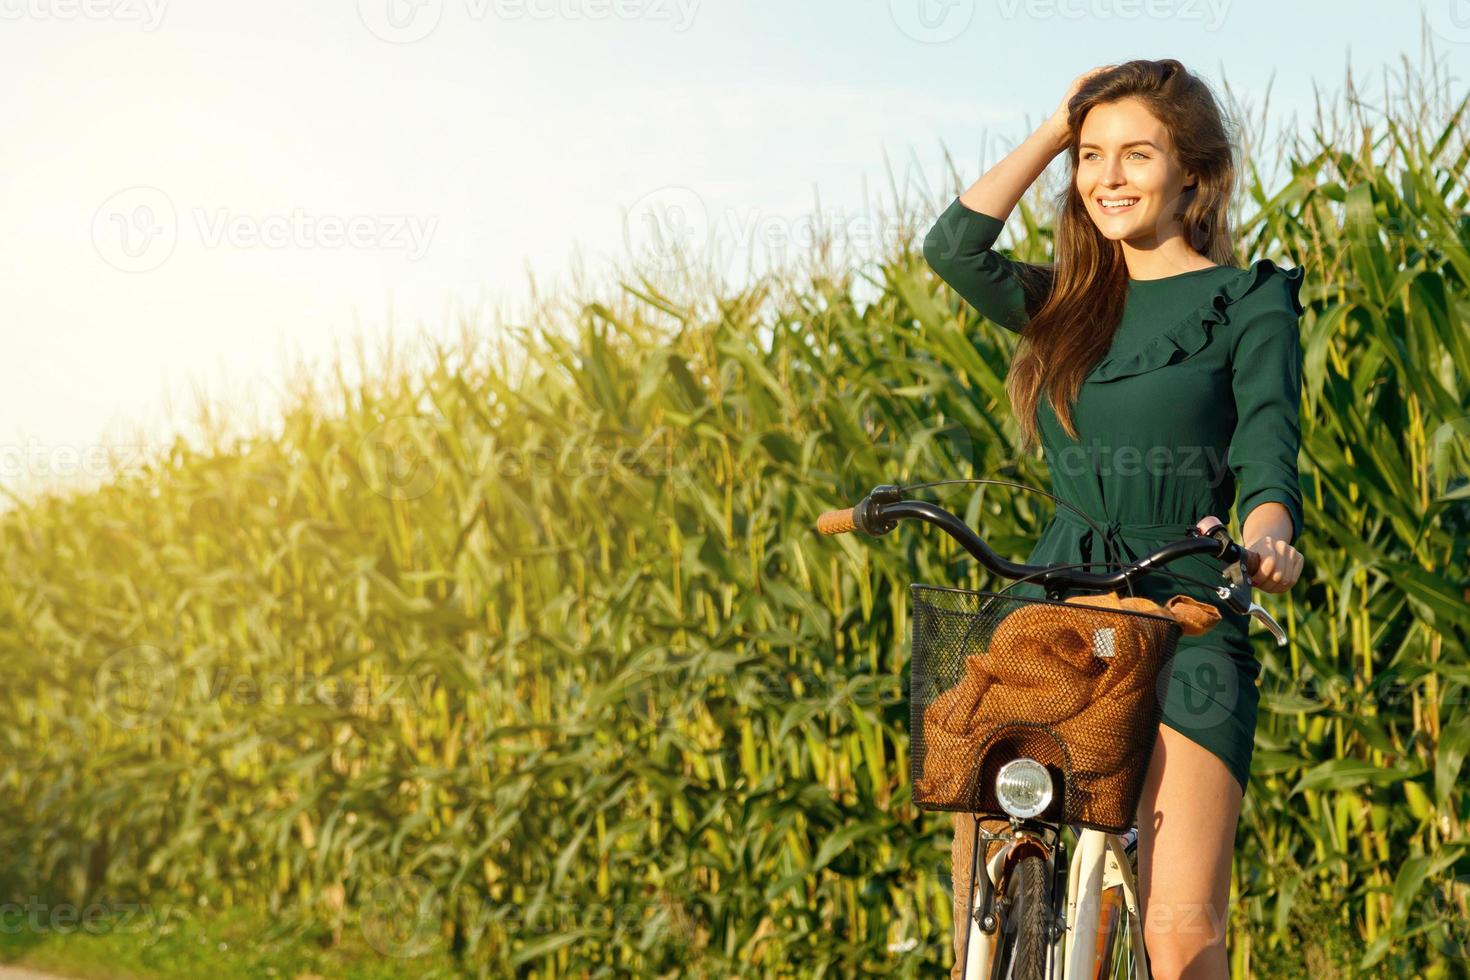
1134;723;1243;980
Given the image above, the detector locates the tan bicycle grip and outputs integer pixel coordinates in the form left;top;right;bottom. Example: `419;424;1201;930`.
816;507;857;535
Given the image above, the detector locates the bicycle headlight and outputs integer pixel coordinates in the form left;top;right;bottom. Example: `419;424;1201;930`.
995;758;1053;819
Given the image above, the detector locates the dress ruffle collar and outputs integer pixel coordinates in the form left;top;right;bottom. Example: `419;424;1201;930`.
1084;258;1305;383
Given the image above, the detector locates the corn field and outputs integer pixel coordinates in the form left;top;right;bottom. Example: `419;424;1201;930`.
2;69;1469;978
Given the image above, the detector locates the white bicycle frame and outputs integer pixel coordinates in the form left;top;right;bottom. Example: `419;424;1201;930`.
961;824;1148;979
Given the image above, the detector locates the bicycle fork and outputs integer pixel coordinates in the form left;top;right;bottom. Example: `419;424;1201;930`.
959;822;1148;979
959;819;1068;979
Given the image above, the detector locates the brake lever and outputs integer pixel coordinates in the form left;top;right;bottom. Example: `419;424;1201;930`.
1248;604;1289;646
1195;518;1289;647
1214;564;1289;645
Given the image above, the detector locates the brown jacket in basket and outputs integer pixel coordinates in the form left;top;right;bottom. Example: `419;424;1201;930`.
915;591;1222;810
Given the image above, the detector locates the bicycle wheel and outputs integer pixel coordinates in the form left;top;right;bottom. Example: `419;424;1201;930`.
990;853;1049;980
1094;836;1143;979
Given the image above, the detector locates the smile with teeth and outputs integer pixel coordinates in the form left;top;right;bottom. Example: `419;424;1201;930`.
1099;197;1139;211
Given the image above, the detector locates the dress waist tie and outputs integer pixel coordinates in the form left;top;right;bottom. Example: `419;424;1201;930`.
1051;509;1200;571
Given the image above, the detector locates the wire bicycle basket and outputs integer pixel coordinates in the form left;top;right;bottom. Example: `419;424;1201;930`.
908;581;1185;834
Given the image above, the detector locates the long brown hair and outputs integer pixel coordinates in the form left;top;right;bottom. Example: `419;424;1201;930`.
1008;59;1241;450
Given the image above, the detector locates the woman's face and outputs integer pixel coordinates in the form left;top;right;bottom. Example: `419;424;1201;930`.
1074;97;1194;246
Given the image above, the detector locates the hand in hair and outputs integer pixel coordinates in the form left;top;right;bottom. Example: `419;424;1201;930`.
1045;64;1118;151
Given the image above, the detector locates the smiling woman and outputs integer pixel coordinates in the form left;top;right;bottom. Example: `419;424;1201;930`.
921;59;1306;980
1075;101;1225;278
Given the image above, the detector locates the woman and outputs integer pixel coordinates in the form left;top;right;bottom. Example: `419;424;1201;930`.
921;60;1306;980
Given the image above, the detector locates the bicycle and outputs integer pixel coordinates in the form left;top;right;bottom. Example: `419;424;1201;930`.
815;482;1287;980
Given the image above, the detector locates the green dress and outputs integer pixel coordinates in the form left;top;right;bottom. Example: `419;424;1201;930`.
921;196;1306;793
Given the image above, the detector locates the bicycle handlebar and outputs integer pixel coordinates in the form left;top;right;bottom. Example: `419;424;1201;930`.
816;484;1284;644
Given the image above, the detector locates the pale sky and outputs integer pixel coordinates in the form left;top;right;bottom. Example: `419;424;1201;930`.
1;1;1458;497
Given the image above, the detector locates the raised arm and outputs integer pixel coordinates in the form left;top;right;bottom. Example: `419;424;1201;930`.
922;67;1110;332
921;192;1052;333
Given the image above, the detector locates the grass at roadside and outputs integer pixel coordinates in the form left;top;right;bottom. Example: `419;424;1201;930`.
0;902;465;980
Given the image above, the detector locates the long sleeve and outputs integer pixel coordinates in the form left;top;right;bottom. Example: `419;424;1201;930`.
921;196;1048;333
1227;275;1306;543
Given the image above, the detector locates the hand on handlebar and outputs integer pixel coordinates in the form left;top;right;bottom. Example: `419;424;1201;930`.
1196;516;1301;592
1193;517;1289;645
1241;533;1303;594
